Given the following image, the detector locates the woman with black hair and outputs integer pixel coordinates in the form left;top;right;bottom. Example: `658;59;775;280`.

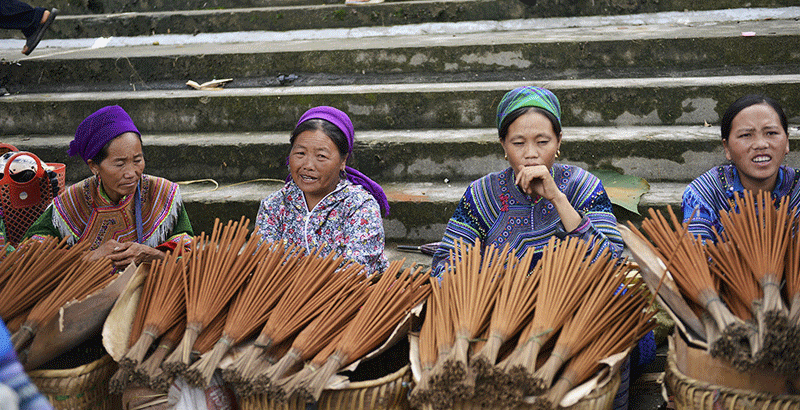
23;105;194;269
682;94;798;240
430;86;623;277
254;106;389;276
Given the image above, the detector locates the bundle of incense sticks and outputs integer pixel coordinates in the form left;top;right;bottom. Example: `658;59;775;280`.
627;190;800;374
0;238;90;324
286;260;431;402
11;256;114;355
184;241;300;388
162;217;261;376
410;237;653;409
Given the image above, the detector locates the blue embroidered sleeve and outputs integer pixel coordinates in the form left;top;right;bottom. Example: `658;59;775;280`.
568;176;624;259
681;185;720;241
431;185;485;277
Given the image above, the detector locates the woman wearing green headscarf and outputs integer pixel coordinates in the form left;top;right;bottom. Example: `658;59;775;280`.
430;86;624;276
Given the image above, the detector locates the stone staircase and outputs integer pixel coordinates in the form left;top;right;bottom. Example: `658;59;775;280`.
1;0;799;254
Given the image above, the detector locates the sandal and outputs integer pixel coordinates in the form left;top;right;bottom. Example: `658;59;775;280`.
23;8;59;55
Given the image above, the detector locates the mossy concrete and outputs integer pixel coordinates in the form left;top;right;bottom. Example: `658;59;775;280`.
3;78;800;134
4;19;799;91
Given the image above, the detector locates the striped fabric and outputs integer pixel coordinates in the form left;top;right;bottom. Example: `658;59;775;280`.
0;320;53;410
431;165;623;276
496;86;562;129
682;165;800;241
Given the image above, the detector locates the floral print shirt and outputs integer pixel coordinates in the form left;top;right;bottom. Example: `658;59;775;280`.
255;179;389;276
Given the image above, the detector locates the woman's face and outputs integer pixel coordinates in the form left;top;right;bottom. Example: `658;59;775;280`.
501;110;561;174
289;129;346;209
723;103;789;191
87;132;145;203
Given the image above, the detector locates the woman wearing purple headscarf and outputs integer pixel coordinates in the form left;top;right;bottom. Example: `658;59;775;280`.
255;106;389;275
23;105;194;269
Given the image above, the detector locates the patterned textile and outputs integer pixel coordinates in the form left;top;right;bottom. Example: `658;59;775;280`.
255;179;388;276
496;86;562;129
431;165;623;277
682;165;800;241
24;174;192;251
0;320;53;410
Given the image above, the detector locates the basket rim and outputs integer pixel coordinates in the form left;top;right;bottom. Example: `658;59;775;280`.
27;353;114;378
666;348;800;401
336;364;409;390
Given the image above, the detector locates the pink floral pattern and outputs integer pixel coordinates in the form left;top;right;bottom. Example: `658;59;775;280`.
255;180;389;276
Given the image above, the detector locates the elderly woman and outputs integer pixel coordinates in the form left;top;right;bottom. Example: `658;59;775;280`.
23;105;193;268
431;86;624;276
255;106;389;276
682;94;799;240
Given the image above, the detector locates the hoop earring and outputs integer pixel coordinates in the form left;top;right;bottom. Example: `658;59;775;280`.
340;169;347;179
556;149;561;158
504;153;508;160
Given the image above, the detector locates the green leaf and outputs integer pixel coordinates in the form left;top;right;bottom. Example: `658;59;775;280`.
592;170;650;215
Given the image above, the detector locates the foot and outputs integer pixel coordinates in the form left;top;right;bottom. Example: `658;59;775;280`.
22;8;58;55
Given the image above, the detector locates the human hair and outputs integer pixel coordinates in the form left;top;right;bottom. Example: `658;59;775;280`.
290;118;349;159
90;132;143;164
721;94;788;140
498;106;562;142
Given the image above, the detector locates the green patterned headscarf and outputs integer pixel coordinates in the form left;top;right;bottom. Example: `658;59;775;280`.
496;86;562;131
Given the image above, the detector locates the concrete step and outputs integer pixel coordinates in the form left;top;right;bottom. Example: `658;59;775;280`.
2;9;799;92
6;126;800;184
179;179;686;242
3;0;532;39
3;0;795;39
2;75;800;135
32;0;798;18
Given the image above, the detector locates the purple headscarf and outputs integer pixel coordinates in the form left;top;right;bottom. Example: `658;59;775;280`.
68;105;140;163
291;106;390;216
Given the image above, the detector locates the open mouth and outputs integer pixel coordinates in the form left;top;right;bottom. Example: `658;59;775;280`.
299;174;318;183
752;155;772;164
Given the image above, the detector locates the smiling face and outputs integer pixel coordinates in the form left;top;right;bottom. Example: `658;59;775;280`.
289;129;347;210
723;103;790;192
87;132;145;204
500;110;562;175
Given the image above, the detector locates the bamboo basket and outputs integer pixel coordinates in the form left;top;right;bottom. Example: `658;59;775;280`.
665;348;800;410
27;354;121;410
239;364;412;410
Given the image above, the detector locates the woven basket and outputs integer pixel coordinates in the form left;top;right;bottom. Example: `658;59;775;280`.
665;349;800;410
239;364;412;410
27;354;121;410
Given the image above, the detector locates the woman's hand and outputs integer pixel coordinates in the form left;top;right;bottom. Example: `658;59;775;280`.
84;240;165;269
514;164;561;201
514;164;583;232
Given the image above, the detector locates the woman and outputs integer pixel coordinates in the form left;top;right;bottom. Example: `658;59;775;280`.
255;106;389;276
431;86;623;276
682;94;799;240
23;105;193;269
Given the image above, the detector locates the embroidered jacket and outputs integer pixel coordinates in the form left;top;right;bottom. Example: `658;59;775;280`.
431;165;623;277
23;174;193;251
682;165;800;241
255;179;388;276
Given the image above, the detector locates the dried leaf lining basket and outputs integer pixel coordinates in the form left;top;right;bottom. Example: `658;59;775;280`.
664;349;800;410
239;364;412;410
27;354;120;410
